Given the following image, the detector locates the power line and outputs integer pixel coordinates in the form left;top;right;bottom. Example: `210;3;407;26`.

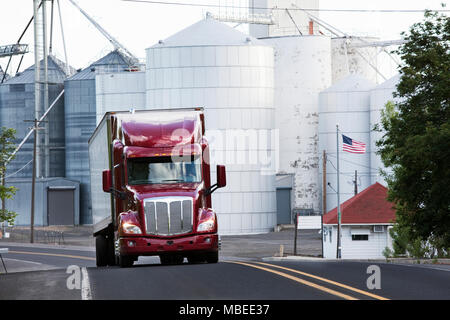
122;0;450;13
327;153;380;172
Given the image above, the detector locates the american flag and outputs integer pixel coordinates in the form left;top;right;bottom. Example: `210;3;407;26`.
342;135;366;154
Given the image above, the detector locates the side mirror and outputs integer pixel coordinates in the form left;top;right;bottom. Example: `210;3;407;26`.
216;165;226;188
102;170;112;193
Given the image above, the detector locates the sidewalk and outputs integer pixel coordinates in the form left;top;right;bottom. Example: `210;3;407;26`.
0;225;95;247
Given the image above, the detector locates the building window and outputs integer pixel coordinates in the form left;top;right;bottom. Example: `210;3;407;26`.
352;234;369;241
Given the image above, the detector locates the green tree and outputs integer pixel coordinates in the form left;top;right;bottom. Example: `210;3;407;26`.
377;10;450;250
0;127;18;225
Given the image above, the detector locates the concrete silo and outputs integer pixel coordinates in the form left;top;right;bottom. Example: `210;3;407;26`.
319;74;375;212
145;17;277;234
64;50;136;224
261;35;332;221
369;74;400;186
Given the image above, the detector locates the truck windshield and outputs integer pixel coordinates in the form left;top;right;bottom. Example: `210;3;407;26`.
127;155;202;185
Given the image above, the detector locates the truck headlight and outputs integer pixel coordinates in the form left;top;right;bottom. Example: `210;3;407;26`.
197;220;215;232
197;210;216;232
122;222;142;234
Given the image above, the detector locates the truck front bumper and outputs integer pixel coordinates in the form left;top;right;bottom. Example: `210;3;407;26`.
119;233;218;256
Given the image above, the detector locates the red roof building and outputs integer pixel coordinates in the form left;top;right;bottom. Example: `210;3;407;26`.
322;183;397;259
323;182;396;225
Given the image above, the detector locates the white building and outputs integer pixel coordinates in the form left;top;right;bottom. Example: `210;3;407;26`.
323;182;395;259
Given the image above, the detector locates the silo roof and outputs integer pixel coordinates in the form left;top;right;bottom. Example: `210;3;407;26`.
67;50;132;81
322;74;376;93
150;17;264;48
3;55;73;84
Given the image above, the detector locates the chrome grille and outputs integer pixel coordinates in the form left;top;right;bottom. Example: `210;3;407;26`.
144;197;193;236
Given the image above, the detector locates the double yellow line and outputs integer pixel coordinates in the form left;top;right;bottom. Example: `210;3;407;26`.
226;260;389;300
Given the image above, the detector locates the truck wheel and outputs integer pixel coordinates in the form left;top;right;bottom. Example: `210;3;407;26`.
106;235;116;266
119;255;134;268
96;235;108;267
205;251;219;263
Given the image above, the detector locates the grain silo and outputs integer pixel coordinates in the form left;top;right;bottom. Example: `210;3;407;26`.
261;35;332;223
64;50;136;224
318;74;375;212
0;55;70;179
369;74;400;185
145;17;276;234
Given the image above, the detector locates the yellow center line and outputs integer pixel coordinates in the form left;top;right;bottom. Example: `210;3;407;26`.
8;250;96;261
225;261;358;300
253;261;390;301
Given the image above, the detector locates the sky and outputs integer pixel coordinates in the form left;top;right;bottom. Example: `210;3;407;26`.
0;0;448;75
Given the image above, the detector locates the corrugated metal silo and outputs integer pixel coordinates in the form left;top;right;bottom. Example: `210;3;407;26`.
64;50;134;224
319;74;375;212
369;74;400;185
262;35;332;216
145;17;276;234
0;55;69;179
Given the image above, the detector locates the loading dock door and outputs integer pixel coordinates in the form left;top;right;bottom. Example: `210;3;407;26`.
276;188;291;225
48;187;75;225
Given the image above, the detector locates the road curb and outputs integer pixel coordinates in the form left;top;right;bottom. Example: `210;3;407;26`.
262;256;450;265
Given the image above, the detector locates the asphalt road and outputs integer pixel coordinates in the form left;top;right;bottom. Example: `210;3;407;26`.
0;244;449;301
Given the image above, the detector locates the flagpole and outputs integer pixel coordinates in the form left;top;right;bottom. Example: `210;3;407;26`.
336;124;342;259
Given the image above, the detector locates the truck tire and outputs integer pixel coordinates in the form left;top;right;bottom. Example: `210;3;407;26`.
119;254;134;268
106;235;116;266
96;235;108;267
205;251;218;263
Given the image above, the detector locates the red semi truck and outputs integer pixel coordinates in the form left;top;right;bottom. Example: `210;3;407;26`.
88;108;226;267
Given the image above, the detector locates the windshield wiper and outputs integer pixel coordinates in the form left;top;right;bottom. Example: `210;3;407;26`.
161;179;184;183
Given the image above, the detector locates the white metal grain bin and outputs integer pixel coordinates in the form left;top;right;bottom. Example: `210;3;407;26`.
145;17;276;234
369;74;400;185
319;74;375;212
263;35;332;215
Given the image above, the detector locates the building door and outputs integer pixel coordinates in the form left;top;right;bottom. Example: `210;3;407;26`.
276;188;291;225
48;188;75;225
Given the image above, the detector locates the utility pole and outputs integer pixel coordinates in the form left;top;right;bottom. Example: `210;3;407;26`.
354;170;358;195
42;0;50;178
33;0;41;178
336;125;342;259
322;150;327;214
24;119;46;243
293;211;298;256
322;150;326;258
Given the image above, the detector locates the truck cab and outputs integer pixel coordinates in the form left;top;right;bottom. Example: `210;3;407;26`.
89;108;226;267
